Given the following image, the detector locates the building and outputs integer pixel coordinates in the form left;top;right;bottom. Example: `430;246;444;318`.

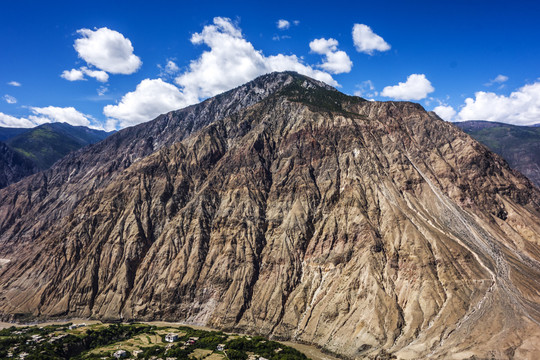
113;350;127;358
165;333;179;342
216;344;225;351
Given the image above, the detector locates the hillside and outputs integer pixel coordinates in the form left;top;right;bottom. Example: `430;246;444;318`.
0;127;28;142
0;142;37;188
5;122;112;170
0;72;539;359
454;120;540;187
0;123;113;189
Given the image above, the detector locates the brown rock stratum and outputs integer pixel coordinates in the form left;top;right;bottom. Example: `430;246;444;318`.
1;72;540;359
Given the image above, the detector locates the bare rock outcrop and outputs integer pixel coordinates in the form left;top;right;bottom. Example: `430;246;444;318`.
1;72;539;359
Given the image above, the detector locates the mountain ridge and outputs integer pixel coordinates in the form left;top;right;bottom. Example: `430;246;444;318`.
0;122;113;189
453;120;540;188
1;72;540;359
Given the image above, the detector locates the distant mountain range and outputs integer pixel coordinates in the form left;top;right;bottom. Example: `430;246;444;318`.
0;123;113;188
454;120;540;187
0;127;28;142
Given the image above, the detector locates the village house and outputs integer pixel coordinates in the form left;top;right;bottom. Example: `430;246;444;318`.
165;333;179;342
68;323;85;330
184;336;199;346
112;349;127;358
216;344;225;351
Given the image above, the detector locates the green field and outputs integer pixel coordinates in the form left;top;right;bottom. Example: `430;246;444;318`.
0;322;309;360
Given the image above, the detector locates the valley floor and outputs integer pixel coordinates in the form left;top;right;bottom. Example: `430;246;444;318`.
0;320;339;360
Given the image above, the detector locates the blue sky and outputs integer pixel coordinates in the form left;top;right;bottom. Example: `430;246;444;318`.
1;0;540;130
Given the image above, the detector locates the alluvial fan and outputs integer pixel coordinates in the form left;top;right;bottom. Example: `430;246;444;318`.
1;72;540;359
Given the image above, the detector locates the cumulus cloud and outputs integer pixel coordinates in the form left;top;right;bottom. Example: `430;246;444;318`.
61;68;85;81
433;105;456;121
62;67;109;82
381;74;434;100
28;106;93;127
0;112;35;128
103;78;192;128
277;19;290;29
485;74;509;87
158;60;180;79
8;81;21;87
105;17;338;130
352;24;391;55
0;107;95;128
309;38;352;74
457;81;540;125
175;17;336;99
3;95;17;104
165;60;179;73
81;67;109;82
309;38;338;54
74;27;142;74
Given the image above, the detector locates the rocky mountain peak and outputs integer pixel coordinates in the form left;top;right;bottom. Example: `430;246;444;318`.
1;73;540;359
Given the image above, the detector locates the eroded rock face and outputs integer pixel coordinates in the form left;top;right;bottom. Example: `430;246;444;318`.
1;73;540;359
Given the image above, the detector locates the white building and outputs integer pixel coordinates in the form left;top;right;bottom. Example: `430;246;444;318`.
113;350;127;358
165;333;179;342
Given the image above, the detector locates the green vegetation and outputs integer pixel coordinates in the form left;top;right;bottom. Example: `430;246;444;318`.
277;77;364;114
0;127;28;142
4;122;112;170
0;323;309;360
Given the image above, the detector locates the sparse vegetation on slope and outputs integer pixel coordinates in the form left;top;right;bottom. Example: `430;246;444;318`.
0;323;308;360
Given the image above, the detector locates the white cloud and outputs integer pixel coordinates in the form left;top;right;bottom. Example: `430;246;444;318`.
175;17;336;99
3;95;17;104
61;68;86;81
272;35;291;41
97;86;108;96
320;51;352;74
103;78;192;128
277;19;290;29
0;113;34;128
61;67;108;82
81;67;109;82
309;38;352;74
165;60;179;73
74;27;142;74
0;106;95;128
381;74;434;100
354;80;378;98
485;74;509;87
309;38;338;54
7;81;21;87
28;106;93;127
352;24;391;55
105;17;338;130
433;105;456;121
158;60;180;78
293;20;300;26
457;81;540;125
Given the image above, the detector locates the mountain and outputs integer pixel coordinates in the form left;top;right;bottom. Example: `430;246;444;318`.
0;142;37;188
1;72;540;359
0;123;113;189
0;126;29;142
454;120;540;188
5;122;113;169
